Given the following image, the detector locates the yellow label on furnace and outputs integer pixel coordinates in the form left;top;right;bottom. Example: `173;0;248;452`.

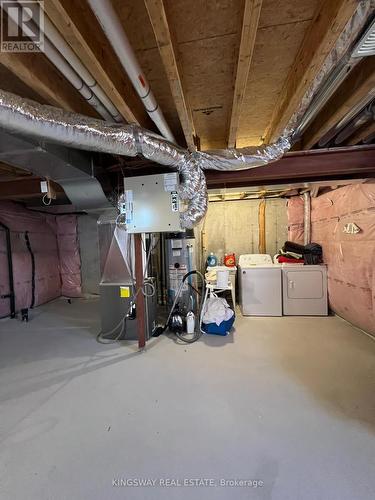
120;286;130;298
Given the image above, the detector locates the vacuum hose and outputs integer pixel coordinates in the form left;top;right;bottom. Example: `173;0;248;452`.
155;270;205;343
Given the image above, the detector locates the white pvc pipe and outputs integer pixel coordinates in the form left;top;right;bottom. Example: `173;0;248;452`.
7;5;111;121
44;39;113;121
43;21;122;122
40;11;122;122
18;0;124;123
87;0;175;143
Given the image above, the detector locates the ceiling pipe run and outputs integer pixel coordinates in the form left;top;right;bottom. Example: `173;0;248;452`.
86;0;175;143
17;1;122;122
6;6;112;121
43;40;113;121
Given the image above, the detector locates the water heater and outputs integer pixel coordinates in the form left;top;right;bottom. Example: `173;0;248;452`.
165;231;197;308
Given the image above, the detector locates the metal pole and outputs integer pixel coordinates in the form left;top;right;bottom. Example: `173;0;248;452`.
134;234;146;349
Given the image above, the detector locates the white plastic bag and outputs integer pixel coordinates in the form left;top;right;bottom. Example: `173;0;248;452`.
202;294;234;326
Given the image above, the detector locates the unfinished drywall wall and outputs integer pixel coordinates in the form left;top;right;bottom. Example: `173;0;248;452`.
287;185;375;335
78;214;100;295
202;198;288;263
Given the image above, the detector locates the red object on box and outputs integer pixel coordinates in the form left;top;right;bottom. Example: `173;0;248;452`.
277;256;304;264
224;253;236;267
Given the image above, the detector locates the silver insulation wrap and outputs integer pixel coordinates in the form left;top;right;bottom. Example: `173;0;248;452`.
0;4;370;227
0;89;288;227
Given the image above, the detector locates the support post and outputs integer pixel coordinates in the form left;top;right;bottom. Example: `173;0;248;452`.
258;199;266;253
134;233;146;349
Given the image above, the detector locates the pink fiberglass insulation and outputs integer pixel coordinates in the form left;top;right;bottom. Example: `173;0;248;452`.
56;215;82;297
287;197;305;244
287;184;375;335
0;202;81;318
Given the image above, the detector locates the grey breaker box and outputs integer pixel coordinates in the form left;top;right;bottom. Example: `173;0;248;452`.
123;173;182;233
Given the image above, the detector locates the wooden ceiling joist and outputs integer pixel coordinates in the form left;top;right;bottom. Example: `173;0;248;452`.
0;52;95;116
228;0;262;148
144;0;196;149
264;0;359;143
303;57;375;148
45;0;151;127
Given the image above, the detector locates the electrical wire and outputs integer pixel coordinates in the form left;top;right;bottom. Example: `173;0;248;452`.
42;193;52;206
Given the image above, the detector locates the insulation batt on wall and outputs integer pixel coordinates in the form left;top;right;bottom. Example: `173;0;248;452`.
287;184;375;335
0;202;82;318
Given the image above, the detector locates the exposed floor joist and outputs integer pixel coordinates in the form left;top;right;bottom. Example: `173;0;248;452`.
0;52;96;116
145;0;196;149
228;0;262;148
45;0;152;127
264;0;359;143
303;57;375;148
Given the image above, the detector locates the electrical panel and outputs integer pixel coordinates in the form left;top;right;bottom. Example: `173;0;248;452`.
123;173;182;233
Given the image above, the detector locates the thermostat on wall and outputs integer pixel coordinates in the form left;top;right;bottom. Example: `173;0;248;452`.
123;173;181;233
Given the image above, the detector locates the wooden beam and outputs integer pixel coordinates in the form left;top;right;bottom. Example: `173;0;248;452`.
205;145;375;188
347;120;375;146
144;0;196;149
0;178;64;200
228;0;262;148
264;0;358;143
46;0;152;127
0;51;96;116
258;199;266;253
303;57;375;148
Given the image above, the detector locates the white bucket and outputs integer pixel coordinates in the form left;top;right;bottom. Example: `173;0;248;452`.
216;269;229;288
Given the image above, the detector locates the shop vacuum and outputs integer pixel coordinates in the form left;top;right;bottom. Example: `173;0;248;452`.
153;270;205;343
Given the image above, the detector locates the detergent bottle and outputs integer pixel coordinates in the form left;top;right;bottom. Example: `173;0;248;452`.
224;253;236;267
206;252;218;267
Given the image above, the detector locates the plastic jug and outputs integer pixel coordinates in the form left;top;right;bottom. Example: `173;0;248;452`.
186;311;195;334
206;252;218;267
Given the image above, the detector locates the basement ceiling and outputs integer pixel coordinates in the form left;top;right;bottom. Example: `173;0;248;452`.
0;0;375;204
0;0;373;151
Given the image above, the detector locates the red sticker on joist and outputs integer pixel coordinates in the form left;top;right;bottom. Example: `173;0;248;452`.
138;74;146;87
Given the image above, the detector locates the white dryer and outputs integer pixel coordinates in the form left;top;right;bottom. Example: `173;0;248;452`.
282;265;328;316
238;254;282;316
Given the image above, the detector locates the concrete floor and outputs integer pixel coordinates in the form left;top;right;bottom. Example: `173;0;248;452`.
0;298;374;500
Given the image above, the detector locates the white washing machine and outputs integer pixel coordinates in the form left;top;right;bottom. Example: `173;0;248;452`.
282;265;328;316
238;254;282;316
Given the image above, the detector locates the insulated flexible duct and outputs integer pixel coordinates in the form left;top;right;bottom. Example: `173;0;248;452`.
0;90;289;227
